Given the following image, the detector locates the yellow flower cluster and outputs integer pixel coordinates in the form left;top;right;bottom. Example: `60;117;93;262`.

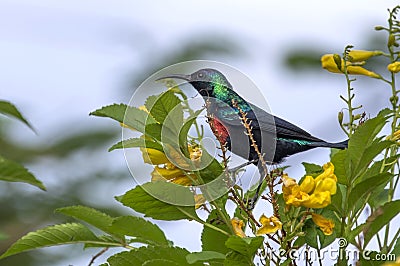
283;162;337;209
231;214;282;238
142;145;202;186
321;50;381;78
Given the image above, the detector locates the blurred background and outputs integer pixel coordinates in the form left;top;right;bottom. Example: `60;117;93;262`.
0;1;398;265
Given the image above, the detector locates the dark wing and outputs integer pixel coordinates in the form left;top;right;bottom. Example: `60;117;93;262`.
218;102;324;142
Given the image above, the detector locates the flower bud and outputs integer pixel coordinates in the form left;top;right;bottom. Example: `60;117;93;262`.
333;54;342;70
374;26;386;31
338;111;344;124
388;62;400;73
348;50;382;62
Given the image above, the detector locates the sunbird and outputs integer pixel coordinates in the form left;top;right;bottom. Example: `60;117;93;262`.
158;68;347;199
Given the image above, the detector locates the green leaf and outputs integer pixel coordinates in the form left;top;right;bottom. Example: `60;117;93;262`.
352;140;393;181
368;189;389;209
329;183;344;215
361;155;399;182
224;251;252;266
331;149;348;185
346;112;389;180
83;235;122;248
201;210;230;255
303;219;319;249
109;137;162;152
348;172;393;209
117;182;198;221
107;246;200;266
0;223;99;259
109;216;169;246
178;109;203;155
186;251;225;264
225;236;263;259
0;100;35;132
144;95;159;112
55;206;115;235
302;162;322;175
143;259;180;266
363;200;400;247
0;156;45;190
148;90;182;125
90;104;157;135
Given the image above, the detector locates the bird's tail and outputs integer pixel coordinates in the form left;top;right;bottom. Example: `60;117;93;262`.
310;139;349;149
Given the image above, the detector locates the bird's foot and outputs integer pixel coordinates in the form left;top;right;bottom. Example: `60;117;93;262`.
227;159;258;176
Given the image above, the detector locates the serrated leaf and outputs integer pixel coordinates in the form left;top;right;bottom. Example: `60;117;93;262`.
143;259;180;266
225;236;263;259
56;206;115;235
348;172;393;209
201;210;230;255
352;140;393;181
186;251;225;264
90;104;157;135
144;95;159;112
363;200;400;247
107;246;200;266
0;156;45;190
346;113;388;180
0;100;35;132
148;90;182;125
110;216;168;246
302;162;322;175
109;138;162;152
117;182;198;221
0;223;99;259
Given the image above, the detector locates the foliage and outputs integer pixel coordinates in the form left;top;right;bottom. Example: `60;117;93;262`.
0;100;44;190
1;6;400;266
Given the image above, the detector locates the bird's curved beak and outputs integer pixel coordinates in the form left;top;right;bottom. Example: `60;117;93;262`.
156;74;191;82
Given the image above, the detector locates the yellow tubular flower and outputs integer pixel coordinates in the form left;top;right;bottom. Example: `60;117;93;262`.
151;166;195;186
256;214;282;235
231;218;246;238
321;54;381;78
141;148;170;165
299;175;315;194
311;213;335;235
348;50;382;62
388;62;400;73
282;162;337;209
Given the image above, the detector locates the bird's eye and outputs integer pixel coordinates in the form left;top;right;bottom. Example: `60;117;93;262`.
198;72;204;78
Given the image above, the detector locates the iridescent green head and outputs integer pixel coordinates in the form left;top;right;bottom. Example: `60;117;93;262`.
158;68;250;112
158;68;232;97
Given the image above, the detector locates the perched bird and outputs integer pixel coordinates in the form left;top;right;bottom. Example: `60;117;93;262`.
159;68;348;170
